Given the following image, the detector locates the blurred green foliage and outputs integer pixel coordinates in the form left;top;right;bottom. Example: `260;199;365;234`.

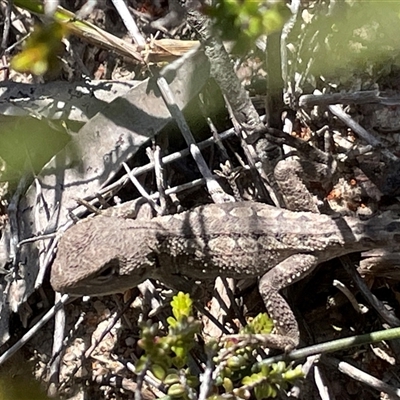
204;0;400;81
0;353;54;400
0;116;72;187
11;21;66;76
0;375;52;400
205;0;291;53
291;0;400;83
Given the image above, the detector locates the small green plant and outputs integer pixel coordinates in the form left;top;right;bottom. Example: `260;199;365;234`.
136;293;303;399
215;314;303;399
136;292;201;398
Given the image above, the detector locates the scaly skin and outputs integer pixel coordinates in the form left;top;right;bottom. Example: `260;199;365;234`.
51;201;400;350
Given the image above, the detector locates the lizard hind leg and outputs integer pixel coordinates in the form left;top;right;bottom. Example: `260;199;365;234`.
258;254;320;351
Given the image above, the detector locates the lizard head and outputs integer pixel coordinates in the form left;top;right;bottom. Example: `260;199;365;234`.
50;216;157;296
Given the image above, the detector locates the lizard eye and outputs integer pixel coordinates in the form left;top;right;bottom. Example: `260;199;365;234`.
95;260;118;282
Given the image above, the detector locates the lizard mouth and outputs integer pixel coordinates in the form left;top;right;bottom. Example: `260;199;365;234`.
58;282;128;297
55;266;150;296
50;260;121;295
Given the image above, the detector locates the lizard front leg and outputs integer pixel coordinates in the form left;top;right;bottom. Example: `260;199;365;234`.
274;158;335;213
258;254;319;351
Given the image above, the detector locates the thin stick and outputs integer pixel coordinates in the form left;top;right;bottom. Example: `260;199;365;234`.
111;0;146;47
323;356;400;399
156;76;234;203
259;326;400;366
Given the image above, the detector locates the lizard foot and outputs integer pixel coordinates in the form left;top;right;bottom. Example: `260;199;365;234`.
258;254;320;350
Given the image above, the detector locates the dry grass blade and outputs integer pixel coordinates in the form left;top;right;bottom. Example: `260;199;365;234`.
13;0;199;64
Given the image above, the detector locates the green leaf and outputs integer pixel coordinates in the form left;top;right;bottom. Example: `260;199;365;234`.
283;365;304;381
151;364;167;381
167;316;178;328
170;292;193;322
254;383;277;399
167;383;186;398
223;377;234;392
136;356;148;373
164;373;181;385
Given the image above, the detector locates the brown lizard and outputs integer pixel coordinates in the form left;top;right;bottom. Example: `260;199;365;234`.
50;201;400;351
